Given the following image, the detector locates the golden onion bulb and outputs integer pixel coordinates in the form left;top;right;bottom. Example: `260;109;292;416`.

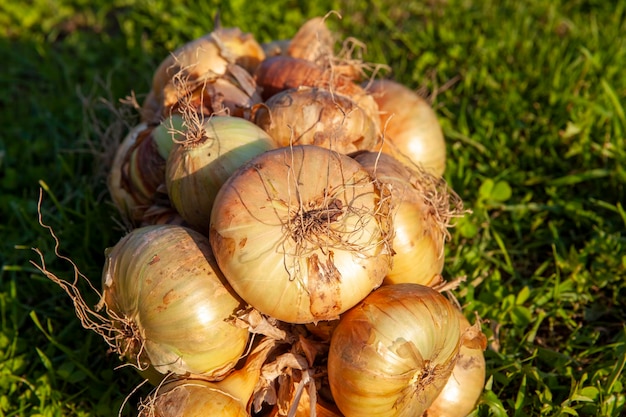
425;311;487;417
138;379;249;417
353;151;461;286
365;79;446;176
254;87;379;154
101;224;248;378
165;115;276;234
210;145;393;324
327;283;462;417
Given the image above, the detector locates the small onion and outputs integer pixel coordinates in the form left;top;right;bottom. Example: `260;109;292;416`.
286;16;335;63
254;87;379;154
139;379;249;417
353;151;462;286
143;26;264;122
425;311;487;417
101;224;249;378
327;283;461;417
210;145;394;324
165;115;276;234
365;79;447;176
138;337;277;417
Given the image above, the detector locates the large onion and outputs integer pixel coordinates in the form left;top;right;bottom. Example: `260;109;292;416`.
101;224;249;378
365;79;446;176
210;145;394;324
165;115;276;234
353;151;462;286
254;87;379;154
327;283;461;417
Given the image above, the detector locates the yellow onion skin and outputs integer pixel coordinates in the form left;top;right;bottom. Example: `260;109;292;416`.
210;145;393;324
365;79;446;176
102;224;248;378
425;312;487;417
353;151;448;286
327;284;461;417
165;116;276;234
254;87;379;154
139;378;248;417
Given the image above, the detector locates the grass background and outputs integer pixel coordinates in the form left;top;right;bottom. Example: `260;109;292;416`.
1;0;625;415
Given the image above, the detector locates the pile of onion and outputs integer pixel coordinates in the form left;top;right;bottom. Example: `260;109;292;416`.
42;14;488;417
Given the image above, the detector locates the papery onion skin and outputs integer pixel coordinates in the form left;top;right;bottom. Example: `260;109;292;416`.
102;224;248;378
138;379;248;417
143;27;264;123
165;115;276;234
254;87;379;154
365;79;446;176
210;145;393;324
328;284;461;417
425;311;487;417
353;151;450;286
108;121;177;224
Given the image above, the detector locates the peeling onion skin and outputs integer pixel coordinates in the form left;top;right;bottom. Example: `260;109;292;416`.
425;312;487;417
328;284;461;417
102;224;249;378
209;145;393;324
365;79;447;177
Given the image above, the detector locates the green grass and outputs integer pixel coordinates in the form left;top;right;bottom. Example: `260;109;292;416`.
1;0;625;415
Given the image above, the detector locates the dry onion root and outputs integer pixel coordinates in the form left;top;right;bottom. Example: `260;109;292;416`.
327;283;462;417
101;224;249;378
210;144;394;324
365;79;447;176
353;151;464;286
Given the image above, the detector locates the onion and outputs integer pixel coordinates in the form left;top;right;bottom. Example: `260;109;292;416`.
165;115;276;234
286;16;335;63
142;26;264;122
210;145;394;324
254;87;379;154
138;337;277;416
139;380;249;417
101;224;249;378
107;119;178;224
425;311;487;417
327;283;461;417
365;79;446;176
353;151;463;286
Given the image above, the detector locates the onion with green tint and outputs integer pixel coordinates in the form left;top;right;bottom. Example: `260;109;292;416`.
166;115;276;234
101;224;249;378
